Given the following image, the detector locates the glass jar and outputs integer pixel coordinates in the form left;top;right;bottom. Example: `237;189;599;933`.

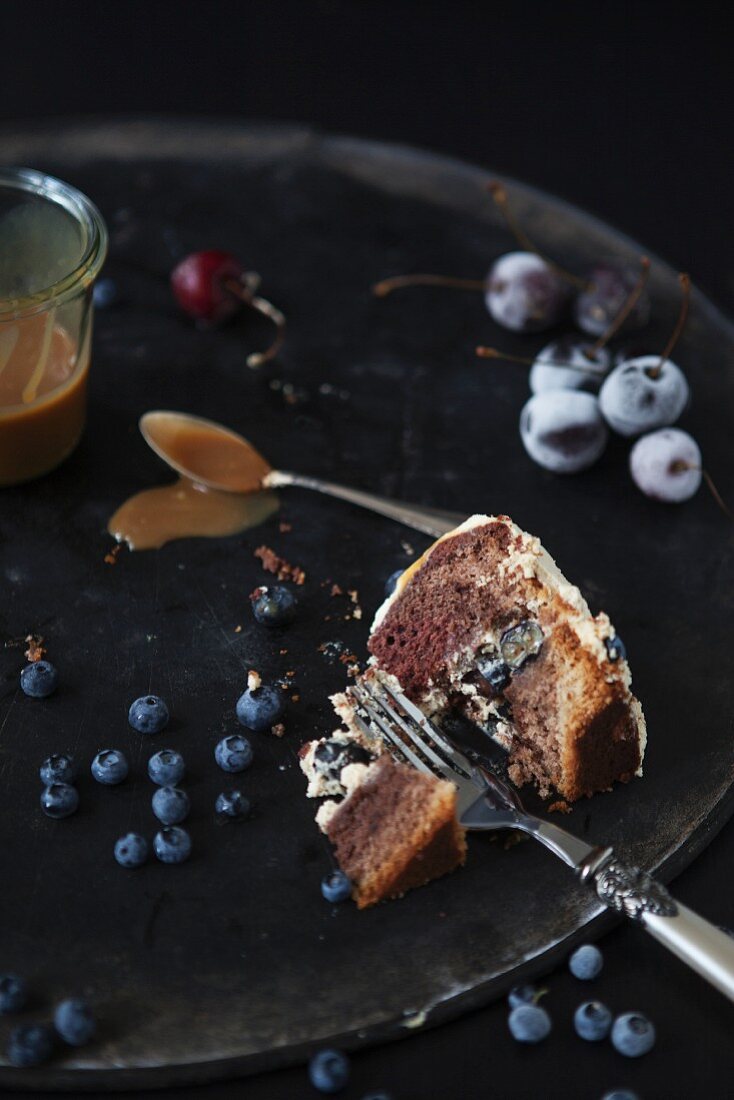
0;167;108;486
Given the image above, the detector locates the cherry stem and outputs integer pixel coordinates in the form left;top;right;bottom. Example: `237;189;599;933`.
475;345;600;376
588;256;651;359
648;272;690;379
372;273;486;297
223;275;286;368
486;181;588;290
672;462;734;521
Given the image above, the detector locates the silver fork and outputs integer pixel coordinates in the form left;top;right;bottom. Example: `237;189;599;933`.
350;678;734;1003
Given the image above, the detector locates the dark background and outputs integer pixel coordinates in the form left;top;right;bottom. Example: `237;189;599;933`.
2;2;733;1098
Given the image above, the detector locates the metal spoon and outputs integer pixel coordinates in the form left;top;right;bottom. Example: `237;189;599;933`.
139;411;465;539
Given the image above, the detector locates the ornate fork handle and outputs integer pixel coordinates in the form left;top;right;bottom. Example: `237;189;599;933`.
577;849;734;1001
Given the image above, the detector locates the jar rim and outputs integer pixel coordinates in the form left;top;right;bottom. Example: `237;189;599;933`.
0;167;108;320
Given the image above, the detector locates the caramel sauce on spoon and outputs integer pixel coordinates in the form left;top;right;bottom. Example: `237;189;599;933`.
108;412;279;551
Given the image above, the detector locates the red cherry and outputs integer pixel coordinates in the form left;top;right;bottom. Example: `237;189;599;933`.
171;250;245;323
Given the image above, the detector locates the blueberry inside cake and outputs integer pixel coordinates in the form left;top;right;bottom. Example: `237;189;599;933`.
301;513;646;906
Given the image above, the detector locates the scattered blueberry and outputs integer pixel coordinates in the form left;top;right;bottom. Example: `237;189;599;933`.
91;749;129;786
235;684;284;732
314;738;372;781
601;1091;640;1100
507;983;537;1010
6;1022;54;1067
629;427;702;502
152;786;190;825
92;276;119;309
384;569;403;598
20;660;58;698
574;1000;612;1041
507;1003;552;1043
611;1012;656;1058
54;997;96;1046
569;943;603;980
39;753;76;786
321;870;352;903
605;635;627;662
485;251;569;333
575;262;650;338
215;790;251;820
153;826;192;864
41;782;79;819
128;694;169;735
215;734;253;773
599;356;689;437
308;1048;351;1094
520;390;608;473
500;621;544;669
0;974;27;1014
148;749;185;787
477;656;511;695
250;584;298;626
530;336;611;395
114;833;148;868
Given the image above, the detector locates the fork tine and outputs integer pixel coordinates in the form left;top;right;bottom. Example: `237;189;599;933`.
375;680;477;781
356;680;472;783
350;685;435;776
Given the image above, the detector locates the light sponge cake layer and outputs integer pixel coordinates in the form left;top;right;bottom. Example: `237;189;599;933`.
367;514;646;802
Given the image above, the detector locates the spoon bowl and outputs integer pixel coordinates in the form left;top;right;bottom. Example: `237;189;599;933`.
139;410;272;493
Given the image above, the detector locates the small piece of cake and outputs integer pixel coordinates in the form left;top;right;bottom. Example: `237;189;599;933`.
361;514;646;802
314;756;467;909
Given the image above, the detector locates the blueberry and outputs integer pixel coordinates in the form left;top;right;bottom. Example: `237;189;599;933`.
41;782;79;819
39;753;76;785
153;826;192;864
308;1048;350;1093
321;870;352;903
128;694;169;734
507;983;537;1009
215;790;251;820
601;1091;640;1100
574;1000;612;1041
314;739;372;780
250;584;298;626
114;833;148;868
569;943;603;980
53;997;95;1046
152;786;190;825
507;1003;552;1043
148;749;185;787
575;262;650;338
630;427;702;503
520;390;608;473
20;660;58;698
485;251;569;334
385;569;403;598
500;621;544;670
605;635;627;662
611;1012;656;1058
93;277;119;308
599;356;689;437
235;684;284;732
477;656;511;695
530;337;611;395
91;749;129;786
215;734;253;773
0;974;27;1014
6;1022;54;1066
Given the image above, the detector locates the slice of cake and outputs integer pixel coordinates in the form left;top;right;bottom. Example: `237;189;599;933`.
314;756;467;909
363;514;646;802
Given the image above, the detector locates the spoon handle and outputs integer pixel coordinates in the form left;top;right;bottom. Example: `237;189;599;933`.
264;470;466;538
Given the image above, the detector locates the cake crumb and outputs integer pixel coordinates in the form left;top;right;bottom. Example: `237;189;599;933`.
278;521;292;533
247;669;262;691
279;648;288;655
270;723;286;738
254;545;306;585
104;543;123;565
330;583;344;596
24;634;46;663
291;694;300;703
400;540;414;556
234;625;242;633
548;800;572;814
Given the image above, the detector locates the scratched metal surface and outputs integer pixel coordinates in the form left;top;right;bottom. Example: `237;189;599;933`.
0;121;733;1090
